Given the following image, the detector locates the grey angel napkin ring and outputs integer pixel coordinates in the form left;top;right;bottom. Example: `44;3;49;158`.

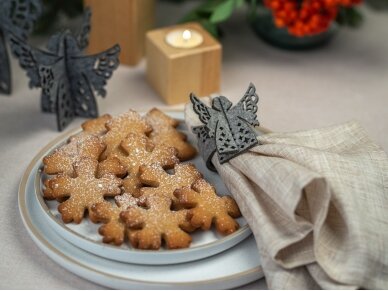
190;83;260;171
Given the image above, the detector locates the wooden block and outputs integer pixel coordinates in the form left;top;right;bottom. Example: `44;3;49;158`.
84;0;155;66
146;22;222;105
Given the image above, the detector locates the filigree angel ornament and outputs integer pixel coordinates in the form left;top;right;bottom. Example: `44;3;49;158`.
0;0;41;95
191;83;260;169
10;9;120;131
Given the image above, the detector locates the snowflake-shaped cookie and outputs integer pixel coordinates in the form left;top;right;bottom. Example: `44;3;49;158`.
81;114;112;136
115;133;179;196
139;163;202;203
102;110;152;159
97;156;127;178
145;108;197;161
43;133;105;177
90;193;139;245
175;179;241;235
120;195;194;249
47;157;122;223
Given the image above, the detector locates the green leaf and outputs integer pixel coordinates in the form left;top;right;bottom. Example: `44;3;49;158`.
162;0;187;2
210;0;236;23
200;19;219;37
348;8;363;27
236;0;245;7
198;0;225;13
247;0;258;21
179;0;220;23
336;7;363;28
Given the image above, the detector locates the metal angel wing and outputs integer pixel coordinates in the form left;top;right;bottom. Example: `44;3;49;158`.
8;33;60;88
1;0;42;40
223;83;260;158
234;82;260;126
190;93;222;137
9;33;61;111
0;31;11;94
73;44;120;98
0;0;41;95
190;93;212;124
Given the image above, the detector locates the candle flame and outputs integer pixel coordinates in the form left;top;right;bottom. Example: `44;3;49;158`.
182;29;192;41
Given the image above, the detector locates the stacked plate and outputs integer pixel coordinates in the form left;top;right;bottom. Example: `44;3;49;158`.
18;112;263;289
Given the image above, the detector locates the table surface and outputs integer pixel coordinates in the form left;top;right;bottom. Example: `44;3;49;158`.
1;2;387;289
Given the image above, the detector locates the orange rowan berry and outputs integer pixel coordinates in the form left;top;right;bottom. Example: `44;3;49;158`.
264;0;361;37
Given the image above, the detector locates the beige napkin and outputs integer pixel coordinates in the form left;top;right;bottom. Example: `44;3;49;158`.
185;102;388;289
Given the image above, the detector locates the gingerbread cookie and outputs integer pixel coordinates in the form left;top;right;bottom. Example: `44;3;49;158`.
102;110;152;159
139;163;202;203
42;179;55;200
145;108;197;161
46;157;122;223
122;175;143;197
120;195;194;249
115;133;179;197
90;193;138;245
97;157;127;178
43;133;105;177
81;114;112;136
175;179;241;235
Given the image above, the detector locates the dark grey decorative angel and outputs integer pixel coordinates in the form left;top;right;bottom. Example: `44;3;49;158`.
9;9;120;131
0;0;41;94
191;83;260;167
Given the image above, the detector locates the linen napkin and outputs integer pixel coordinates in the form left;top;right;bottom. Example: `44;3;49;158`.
185;101;388;289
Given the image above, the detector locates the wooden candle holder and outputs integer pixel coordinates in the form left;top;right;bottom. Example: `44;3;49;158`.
146;22;222;105
84;0;155;66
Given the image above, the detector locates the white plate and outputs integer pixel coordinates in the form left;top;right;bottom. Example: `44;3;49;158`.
19;135;264;289
33;112;252;265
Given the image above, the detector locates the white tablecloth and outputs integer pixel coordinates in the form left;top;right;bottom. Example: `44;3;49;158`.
0;2;387;289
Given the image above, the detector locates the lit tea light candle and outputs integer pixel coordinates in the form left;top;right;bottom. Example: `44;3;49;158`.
147;23;221;104
165;29;204;49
